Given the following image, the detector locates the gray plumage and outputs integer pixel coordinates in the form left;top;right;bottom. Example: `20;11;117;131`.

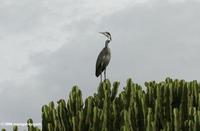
95;32;112;82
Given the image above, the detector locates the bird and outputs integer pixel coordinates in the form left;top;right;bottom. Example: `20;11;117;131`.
95;32;112;82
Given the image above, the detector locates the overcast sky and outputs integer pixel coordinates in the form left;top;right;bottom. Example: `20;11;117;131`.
1;0;200;130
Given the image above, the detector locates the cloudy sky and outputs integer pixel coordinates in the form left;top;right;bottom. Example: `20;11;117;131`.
1;0;200;130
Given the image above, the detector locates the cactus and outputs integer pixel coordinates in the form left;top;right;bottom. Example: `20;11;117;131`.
13;126;18;131
27;118;41;131
2;78;200;131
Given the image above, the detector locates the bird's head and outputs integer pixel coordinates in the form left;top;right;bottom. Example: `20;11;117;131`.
99;32;112;41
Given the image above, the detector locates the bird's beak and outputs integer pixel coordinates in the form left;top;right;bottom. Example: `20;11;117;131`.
99;32;108;37
99;32;104;35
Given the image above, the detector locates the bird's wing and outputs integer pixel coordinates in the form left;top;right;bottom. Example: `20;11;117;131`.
95;48;110;77
96;49;105;77
96;49;105;72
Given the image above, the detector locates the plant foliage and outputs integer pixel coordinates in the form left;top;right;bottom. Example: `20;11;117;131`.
2;78;200;131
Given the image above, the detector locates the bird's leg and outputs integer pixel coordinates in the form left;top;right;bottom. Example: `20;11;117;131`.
100;73;102;83
104;68;106;81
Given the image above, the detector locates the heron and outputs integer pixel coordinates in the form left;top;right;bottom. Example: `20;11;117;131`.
95;32;112;82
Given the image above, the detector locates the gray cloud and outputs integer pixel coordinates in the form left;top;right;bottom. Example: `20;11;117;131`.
1;0;200;130
99;1;200;83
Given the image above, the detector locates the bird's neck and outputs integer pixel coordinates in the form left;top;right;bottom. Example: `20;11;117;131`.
105;39;110;48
